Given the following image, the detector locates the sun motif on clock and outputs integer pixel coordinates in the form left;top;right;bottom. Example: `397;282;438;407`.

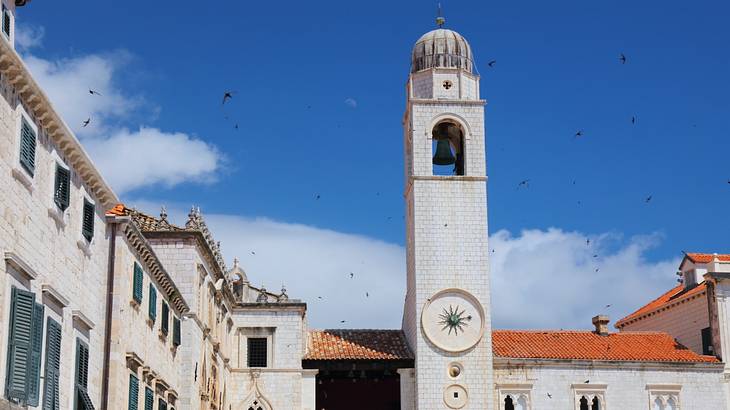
438;305;472;335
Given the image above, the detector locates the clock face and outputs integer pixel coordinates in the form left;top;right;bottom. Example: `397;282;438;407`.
422;289;485;353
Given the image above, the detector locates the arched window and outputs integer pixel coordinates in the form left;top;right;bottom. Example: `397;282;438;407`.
432;120;465;176
666;397;677;410
580;396;589;410
504;395;514;410
592;396;600;410
653;397;663;410
247;399;268;410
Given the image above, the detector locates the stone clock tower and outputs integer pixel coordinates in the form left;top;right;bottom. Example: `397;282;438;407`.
401;22;493;410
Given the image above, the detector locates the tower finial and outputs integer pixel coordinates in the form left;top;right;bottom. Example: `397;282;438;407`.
436;2;445;28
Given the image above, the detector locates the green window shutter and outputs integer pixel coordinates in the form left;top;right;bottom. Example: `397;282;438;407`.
19;118;36;176
53;165;71;211
26;302;44;406
127;374;139;410
74;339;95;410
172;317;181;347
144;387;153;410
161;302;169;335
5;287;35;404
81;200;95;242
2;4;10;37
42;318;62;410
133;263;143;303
148;285;157;322
158;398;167;410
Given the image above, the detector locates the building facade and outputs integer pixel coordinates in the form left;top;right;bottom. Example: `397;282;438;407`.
0;2;728;410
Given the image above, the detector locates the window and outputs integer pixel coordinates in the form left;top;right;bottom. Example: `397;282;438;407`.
172;317;181;347
247;338;268;368
158;398;167;410
2;3;10;38
497;385;531;410
81;200;94;242
579;396;601;410
132;263;143;304
127;374;139;410
42;318;62;410
4;287;44;406
574;385;605;410
53;165;71;211
161;302;169;335
503;394;528;410
648;386;680;410
19;117;36;177
701;327;713;355
74;339;95;409
148;285;157;323
144;386;153;410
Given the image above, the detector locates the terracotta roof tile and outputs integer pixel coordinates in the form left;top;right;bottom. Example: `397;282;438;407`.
685;253;730;263
306;330;413;361
493;330;718;363
616;282;707;327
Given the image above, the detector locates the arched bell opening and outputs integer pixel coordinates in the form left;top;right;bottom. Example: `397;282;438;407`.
431;120;465;176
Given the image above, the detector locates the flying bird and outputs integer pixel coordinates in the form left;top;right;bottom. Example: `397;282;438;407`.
365;292;369;298
645;195;653;203
487;60;496;67
605;304;612;308
82;118;91;127
315;194;321;200
517;179;530;188
317;296;323;300
250;251;256;255
619;53;627;64
595;268;600;272
340;320;347;324
574;130;584;138
631;115;637;125
586;238;591;246
593;254;599;258
222;91;235;105
88;89;102;96
349;272;354;279
547;393;552;399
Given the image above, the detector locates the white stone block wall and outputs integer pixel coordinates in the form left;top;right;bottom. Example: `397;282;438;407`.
0;64;111;409
494;361;726;410
106;232;184;409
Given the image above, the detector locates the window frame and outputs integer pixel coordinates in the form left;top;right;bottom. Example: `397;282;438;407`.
496;383;532;410
247;337;268;368
647;384;681;410
53;163;71;212
1;3;11;40
81;199;95;243
572;383;607;410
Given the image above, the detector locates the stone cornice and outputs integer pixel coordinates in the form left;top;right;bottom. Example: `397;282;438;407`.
0;39;118;208
107;216;190;315
409;98;486;106
493;357;724;371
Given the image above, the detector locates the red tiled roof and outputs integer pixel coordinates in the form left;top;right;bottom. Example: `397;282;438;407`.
493;330;718;363
685;253;730;263
306;330;413;361
106;203;128;216
615;282;707;327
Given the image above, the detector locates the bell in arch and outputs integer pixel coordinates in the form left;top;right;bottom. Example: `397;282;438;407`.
433;139;456;165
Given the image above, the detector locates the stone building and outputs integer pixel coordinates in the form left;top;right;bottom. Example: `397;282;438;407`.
0;2;729;410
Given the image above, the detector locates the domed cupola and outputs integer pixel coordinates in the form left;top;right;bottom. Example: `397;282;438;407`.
411;28;473;73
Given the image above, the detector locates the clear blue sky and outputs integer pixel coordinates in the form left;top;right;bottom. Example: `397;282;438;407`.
20;0;730;262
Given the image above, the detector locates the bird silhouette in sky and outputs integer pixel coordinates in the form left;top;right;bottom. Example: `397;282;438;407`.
88;89;102;96
222;91;235;105
575;130;584;138
605;304;612;308
586;238;591;246
349;272;354;279
619;53;627;64
340;320;346;324
631;115;637;124
645;195;653;203
317;296;323;300
547;393;552;398
82;118;91;127
315;193;321;200
250;251;256;255
487;60;496;67
365;292;369;298
518;179;530;188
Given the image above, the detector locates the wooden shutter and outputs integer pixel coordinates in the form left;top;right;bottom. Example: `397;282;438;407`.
19;118;36;176
74;339;96;409
161;302;169;335
128;375;139;410
27;302;44;406
82;200;95;242
133;263;143;303
148;285;157;322
5;287;35;403
172;317;181;347
158;398;167;410
144;386;153;410
53;165;71;211
43;318;62;410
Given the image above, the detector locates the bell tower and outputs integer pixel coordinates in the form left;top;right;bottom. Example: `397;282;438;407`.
401;16;493;410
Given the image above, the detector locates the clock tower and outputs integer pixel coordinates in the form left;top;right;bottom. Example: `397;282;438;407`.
401;22;493;410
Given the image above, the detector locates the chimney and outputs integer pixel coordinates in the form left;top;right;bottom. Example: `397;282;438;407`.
592;315;610;336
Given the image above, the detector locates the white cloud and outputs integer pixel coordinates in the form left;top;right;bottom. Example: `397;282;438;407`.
17;26;224;194
344;97;357;109
84;127;221;194
23;51;138;137
130;203;680;331
15;24;44;50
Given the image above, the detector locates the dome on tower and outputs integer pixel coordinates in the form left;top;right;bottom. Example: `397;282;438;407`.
411;29;473;73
